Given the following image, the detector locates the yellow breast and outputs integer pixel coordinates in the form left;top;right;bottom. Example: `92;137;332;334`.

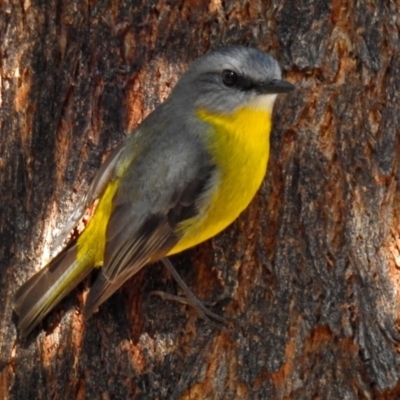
169;103;272;255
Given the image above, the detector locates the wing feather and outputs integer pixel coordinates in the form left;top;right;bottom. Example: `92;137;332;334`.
52;142;126;251
84;163;216;316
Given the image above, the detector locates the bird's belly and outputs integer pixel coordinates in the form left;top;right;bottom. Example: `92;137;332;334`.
169;106;271;255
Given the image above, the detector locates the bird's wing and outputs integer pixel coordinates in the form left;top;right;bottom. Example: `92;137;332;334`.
52;142;127;251
84;144;217;317
52;128;153;250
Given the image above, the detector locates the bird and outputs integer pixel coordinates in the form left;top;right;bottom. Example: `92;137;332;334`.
14;45;294;336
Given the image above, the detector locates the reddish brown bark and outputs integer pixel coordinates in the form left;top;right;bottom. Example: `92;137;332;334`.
1;0;400;399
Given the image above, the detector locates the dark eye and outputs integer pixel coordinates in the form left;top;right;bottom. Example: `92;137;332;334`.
222;70;238;86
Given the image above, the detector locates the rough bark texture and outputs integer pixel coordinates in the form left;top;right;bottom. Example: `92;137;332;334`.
1;0;400;399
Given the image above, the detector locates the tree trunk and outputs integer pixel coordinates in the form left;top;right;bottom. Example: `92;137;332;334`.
1;0;400;399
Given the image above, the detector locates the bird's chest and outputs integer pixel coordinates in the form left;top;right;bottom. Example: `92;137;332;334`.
168;107;272;255
200;106;272;225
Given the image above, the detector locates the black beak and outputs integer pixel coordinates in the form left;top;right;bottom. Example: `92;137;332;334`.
256;79;295;94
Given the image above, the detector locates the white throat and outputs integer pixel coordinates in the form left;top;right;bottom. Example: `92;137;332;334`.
247;94;277;112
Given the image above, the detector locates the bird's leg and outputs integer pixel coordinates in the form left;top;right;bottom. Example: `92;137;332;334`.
151;258;227;326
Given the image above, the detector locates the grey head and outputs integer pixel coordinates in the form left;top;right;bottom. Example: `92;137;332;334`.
168;46;294;114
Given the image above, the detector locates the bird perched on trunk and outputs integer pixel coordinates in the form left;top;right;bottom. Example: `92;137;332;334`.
14;45;294;336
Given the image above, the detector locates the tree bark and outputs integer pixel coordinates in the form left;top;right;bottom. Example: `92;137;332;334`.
1;0;400;399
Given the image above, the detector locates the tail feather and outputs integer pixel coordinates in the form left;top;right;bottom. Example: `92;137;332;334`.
14;243;92;337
